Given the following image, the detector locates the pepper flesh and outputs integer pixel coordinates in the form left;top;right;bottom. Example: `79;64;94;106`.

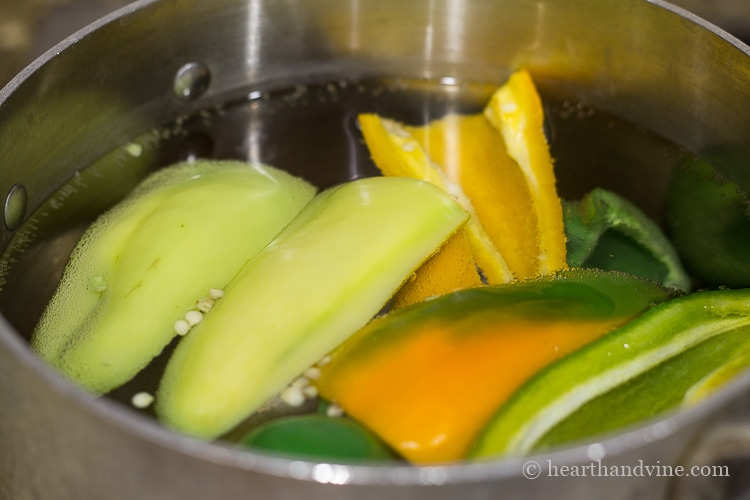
392;231;480;310
666;148;750;288
359;70;567;308
32;161;316;393
314;270;673;463
484;69;567;274
564;188;690;291
357;114;508;290
156;177;468;439
471;288;750;458
408;113;540;280
241;414;398;462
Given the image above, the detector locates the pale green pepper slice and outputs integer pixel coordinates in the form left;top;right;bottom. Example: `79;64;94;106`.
32;160;316;393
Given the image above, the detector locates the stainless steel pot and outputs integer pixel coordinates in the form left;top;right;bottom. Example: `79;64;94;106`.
3;0;750;498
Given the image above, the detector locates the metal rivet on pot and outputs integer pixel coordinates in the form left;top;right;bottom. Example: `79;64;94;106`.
4;184;28;231
173;62;211;101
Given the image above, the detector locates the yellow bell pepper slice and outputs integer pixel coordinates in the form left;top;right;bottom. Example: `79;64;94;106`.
358;114;512;286
358;70;567;307
484;69;567;274
408;113;540;280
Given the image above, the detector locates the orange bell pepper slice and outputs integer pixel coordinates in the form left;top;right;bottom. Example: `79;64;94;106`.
314;270;672;463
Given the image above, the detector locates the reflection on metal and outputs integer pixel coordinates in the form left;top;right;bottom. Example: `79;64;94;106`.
173;62;211;102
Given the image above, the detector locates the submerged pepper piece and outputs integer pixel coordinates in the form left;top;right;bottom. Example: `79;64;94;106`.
314;269;672;463
666;148;750;288
683;348;750;405
359;70;568;307
407;113;540;280
484;69;567;275
156;177;468;440
391;231;480;309
471;288;750;459
358;113;509;287
32;161;316;393
564;188;691;291
240;414;398;462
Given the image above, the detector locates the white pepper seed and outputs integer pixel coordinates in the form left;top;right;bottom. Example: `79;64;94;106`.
185;310;203;326
291;377;309;389
326;403;344;417
131;392;154;409
304;367;321;380
195;297;215;313
174;319;190;336
208;288;225;299
280;386;305;407
303;385;318;398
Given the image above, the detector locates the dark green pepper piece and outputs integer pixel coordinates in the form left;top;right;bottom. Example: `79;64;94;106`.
240;414;399;462
666;146;750;288
564;188;690;291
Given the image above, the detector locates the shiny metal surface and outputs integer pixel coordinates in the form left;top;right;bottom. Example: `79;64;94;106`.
3;0;750;498
0;0;133;88
671;0;750;38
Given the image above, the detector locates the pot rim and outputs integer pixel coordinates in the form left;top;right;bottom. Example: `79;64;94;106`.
2;0;750;487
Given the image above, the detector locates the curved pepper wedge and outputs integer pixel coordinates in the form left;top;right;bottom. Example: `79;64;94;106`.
156;177;468;439
314;269;673;463
357;114;507;291
471;288;750;459
359;70;567;308
484;69;568;275
564;188;691;291
666;148;750;288
32;161;316;393
241;414;398;462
